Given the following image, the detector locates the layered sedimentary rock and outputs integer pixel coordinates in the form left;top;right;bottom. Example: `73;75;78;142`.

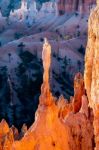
84;0;99;149
0;0;96;17
57;0;96;15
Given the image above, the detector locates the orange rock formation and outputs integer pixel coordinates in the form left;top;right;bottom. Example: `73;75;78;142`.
39;38;53;106
0;3;99;146
73;73;85;113
84;0;99;149
8;38;93;150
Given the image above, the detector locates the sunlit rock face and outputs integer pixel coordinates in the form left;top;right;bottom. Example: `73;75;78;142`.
9;39;93;150
39;38;53;106
0;37;96;149
0;38;95;150
84;0;99;114
57;0;96;15
84;0;99;149
0;119;11;149
0;119;9;138
12;97;93;150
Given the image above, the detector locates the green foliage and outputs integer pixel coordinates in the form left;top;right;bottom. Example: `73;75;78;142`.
16;63;26;76
14;32;23;39
0;66;8;89
37;0;50;4
19;51;34;65
78;45;85;55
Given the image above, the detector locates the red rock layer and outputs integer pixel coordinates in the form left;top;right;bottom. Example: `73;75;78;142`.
57;0;96;15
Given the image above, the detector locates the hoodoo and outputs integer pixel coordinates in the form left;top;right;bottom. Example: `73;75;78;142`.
10;39;94;150
0;0;98;147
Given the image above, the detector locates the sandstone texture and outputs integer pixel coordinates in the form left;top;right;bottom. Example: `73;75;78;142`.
84;0;99;149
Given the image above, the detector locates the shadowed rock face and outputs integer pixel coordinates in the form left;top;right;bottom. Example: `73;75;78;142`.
0;0;21;17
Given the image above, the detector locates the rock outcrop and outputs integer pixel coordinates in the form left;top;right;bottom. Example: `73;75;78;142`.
10;39;93;150
57;0;96;15
0;119;10;149
9;0;57;25
84;0;99;149
73;73;85;113
39;38;54;106
0;37;96;150
0;0;96;18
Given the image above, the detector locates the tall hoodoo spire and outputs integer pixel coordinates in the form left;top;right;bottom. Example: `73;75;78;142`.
39;38;53;106
42;38;51;84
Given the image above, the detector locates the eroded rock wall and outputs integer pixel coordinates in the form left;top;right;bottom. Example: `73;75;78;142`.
57;0;96;15
84;0;99;149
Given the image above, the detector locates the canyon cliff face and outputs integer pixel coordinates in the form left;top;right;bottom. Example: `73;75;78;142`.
0;0;96;17
0;1;99;149
84;0;99;149
57;0;96;15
